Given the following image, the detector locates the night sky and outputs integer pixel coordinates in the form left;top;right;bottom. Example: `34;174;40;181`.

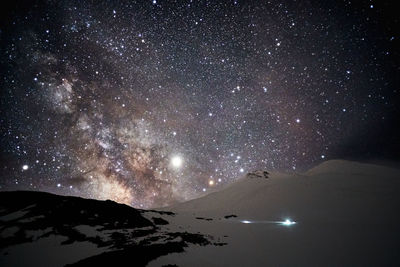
1;0;399;208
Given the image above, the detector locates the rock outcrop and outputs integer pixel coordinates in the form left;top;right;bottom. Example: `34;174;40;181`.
246;170;269;179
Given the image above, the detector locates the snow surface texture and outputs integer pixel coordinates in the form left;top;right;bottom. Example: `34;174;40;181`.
1;160;400;266
151;160;400;266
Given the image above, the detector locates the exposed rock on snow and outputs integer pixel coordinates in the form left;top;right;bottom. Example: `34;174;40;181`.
246;170;269;179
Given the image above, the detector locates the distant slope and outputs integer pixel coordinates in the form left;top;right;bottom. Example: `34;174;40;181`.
306;159;400;176
170;160;400;222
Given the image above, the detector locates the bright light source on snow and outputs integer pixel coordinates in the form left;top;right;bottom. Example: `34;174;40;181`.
237;219;297;226
281;219;296;226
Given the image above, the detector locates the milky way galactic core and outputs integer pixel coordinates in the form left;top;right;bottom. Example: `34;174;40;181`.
0;1;398;208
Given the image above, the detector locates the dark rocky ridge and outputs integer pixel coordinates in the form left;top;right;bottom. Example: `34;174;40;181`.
0;191;224;266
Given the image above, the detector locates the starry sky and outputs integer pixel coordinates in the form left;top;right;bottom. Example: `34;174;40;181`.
1;0;399;208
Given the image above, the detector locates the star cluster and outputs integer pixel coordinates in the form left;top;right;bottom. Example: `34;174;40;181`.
0;0;398;208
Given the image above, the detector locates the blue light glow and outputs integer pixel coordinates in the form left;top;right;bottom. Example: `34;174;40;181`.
280;219;296;226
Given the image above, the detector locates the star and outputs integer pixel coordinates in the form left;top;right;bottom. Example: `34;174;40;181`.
171;156;183;169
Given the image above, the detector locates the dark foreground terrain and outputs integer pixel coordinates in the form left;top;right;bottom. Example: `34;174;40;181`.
0;191;223;266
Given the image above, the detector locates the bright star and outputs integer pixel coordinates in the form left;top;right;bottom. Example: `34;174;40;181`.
171;156;183;168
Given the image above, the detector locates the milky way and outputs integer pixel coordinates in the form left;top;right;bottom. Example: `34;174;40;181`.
1;0;398;208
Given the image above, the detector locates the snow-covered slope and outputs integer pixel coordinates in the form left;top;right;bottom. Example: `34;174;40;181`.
170;160;400;221
149;160;400;266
